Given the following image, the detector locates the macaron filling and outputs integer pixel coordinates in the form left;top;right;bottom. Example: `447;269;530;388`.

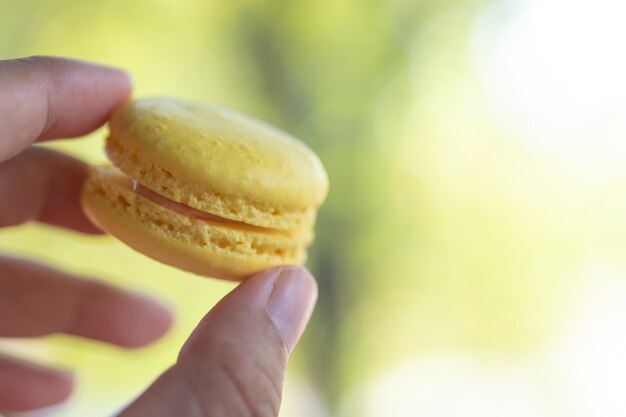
130;178;266;229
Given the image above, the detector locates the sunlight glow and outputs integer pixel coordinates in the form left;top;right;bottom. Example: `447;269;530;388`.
472;0;626;174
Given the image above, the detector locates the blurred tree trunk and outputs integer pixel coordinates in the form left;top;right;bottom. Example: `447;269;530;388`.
235;0;486;407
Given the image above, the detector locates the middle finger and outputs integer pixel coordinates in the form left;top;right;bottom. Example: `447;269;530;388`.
0;256;173;347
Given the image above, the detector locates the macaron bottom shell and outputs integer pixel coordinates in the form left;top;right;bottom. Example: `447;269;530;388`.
81;167;306;281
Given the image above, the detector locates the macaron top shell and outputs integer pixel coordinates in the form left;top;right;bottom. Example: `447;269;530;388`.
108;98;328;211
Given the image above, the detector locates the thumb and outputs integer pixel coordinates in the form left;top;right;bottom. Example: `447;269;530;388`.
118;266;318;417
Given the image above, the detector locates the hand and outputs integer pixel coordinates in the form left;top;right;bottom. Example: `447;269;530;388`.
0;56;318;417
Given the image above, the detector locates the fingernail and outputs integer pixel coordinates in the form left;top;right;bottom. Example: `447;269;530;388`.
121;293;174;347
266;266;318;351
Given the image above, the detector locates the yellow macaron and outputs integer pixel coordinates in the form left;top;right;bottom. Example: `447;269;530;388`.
81;98;328;280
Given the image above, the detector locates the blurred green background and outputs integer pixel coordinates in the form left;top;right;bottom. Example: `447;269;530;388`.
3;0;626;415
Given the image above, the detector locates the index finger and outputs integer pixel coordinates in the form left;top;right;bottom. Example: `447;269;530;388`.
0;56;132;162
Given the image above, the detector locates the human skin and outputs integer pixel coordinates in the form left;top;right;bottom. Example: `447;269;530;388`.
0;56;317;416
